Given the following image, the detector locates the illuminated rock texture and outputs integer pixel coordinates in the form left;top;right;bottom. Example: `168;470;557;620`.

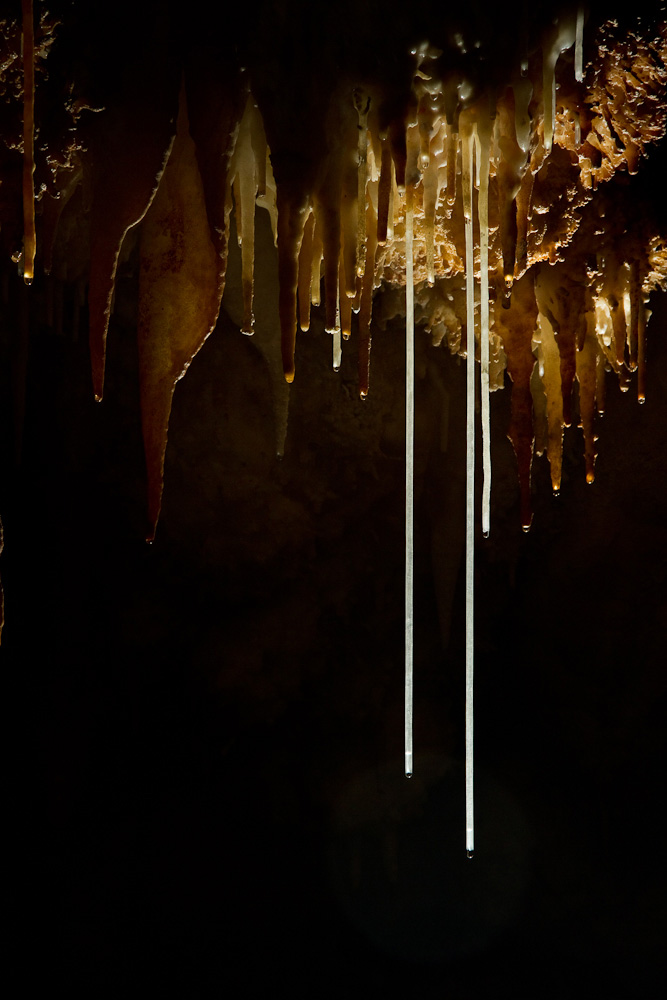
1;2;666;553
2;1;667;989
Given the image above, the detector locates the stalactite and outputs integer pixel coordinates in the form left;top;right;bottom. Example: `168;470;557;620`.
298;210;315;332
232;99;260;335
21;0;35;285
404;184;415;780
2;1;667;841
534;304;565;493
461;118;475;858
137;85;221;539
576;309;599;484
477;118;492;538
377;137;392;246
338;246;353;340
358;193;377;398
354;89;370;281
310;213;324;308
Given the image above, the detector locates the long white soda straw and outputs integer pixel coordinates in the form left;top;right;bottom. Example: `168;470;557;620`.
405;187;414;778
462;124;475;857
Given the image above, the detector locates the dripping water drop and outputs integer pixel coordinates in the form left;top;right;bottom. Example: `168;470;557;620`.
466;849;474;860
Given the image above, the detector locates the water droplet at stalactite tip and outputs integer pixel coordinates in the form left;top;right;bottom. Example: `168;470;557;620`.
1;4;666;854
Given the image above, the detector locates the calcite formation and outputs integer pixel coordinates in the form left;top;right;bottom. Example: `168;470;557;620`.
1;0;666;622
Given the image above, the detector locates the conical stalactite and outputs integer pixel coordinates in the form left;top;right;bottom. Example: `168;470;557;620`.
493;273;538;530
137;86;221;540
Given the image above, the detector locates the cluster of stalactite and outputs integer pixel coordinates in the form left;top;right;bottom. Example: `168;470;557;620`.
1;4;667;641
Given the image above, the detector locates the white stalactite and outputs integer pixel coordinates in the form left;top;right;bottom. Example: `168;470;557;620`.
405;188;415;778
478;122;491;538
461;122;475;857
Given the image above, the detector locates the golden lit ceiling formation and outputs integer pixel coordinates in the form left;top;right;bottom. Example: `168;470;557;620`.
1;1;666;846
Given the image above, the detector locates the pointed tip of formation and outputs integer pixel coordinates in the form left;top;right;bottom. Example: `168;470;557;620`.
466;849;475;860
284;370;294;384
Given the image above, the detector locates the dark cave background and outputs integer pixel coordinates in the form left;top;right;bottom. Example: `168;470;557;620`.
2;1;667;993
3;247;666;993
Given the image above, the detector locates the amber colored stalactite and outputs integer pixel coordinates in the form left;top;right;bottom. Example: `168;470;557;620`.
627;259;641;371
536;267;585;428
387;118;408;190
358;199;378;398
495;274;538;529
21;0;35;284
339;249;353;340
137;88;220;539
514;170;534;279
610;294;628;370
340;123;360;300
554;283;585;430
230;97;265;336
494;89;524;285
376;138;392;245
637;298;647;403
310;212;324;307
1;4;667;541
445;129;457;208
576;310;599;484
298;211;315;332
277;189;310;382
